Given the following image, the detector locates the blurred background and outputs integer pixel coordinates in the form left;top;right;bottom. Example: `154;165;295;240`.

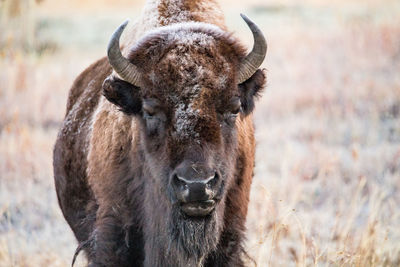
0;0;399;266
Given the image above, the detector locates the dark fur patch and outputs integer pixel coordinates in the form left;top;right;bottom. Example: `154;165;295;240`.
102;77;142;115
239;69;266;115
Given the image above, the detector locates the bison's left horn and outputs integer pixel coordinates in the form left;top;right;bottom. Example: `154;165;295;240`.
107;20;143;87
238;14;267;84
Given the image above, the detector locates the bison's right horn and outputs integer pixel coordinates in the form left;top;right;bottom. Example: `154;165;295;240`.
107;20;143;87
238;14;267;84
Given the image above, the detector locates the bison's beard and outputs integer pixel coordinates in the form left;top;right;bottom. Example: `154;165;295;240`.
167;204;223;264
143;197;224;267
143;162;226;265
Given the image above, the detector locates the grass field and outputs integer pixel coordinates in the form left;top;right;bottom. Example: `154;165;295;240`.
1;0;399;266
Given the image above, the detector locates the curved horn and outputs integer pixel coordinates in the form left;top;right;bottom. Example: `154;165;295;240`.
238;14;267;83
107;20;142;87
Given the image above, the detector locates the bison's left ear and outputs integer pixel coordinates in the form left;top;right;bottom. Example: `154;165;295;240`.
102;76;142;115
238;69;266;115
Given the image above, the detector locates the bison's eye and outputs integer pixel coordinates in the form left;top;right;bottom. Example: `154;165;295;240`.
230;98;241;113
219;98;241;126
143;99;157;117
231;106;240;115
142;99;166;136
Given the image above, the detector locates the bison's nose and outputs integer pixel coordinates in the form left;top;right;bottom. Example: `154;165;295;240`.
170;165;220;216
172;173;219;202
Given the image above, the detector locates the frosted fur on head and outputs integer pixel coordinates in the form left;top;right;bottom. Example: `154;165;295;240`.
121;21;246;142
129;21;229;54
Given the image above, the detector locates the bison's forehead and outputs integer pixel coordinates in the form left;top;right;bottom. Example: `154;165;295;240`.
128;23;246;142
128;22;246;102
152;46;231;105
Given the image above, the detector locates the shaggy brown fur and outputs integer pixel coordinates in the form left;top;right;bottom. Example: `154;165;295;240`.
157;0;225;28
53;0;266;266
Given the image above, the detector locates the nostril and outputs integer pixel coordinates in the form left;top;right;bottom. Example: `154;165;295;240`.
206;172;219;188
172;174;187;190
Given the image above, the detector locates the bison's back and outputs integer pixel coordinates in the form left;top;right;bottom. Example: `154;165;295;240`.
53;57;111;242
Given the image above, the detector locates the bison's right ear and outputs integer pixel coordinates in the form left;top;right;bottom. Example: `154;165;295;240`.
102;76;142;115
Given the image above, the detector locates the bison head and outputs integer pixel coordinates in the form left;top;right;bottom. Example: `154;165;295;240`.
102;15;266;259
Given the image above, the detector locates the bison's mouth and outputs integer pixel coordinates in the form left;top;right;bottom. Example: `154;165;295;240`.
181;200;216;217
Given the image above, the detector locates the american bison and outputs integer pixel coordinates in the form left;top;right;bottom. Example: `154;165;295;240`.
53;0;267;266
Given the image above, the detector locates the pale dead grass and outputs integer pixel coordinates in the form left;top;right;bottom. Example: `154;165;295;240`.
1;0;399;266
246;12;400;266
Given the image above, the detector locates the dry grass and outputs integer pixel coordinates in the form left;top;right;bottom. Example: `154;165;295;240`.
1;0;399;266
